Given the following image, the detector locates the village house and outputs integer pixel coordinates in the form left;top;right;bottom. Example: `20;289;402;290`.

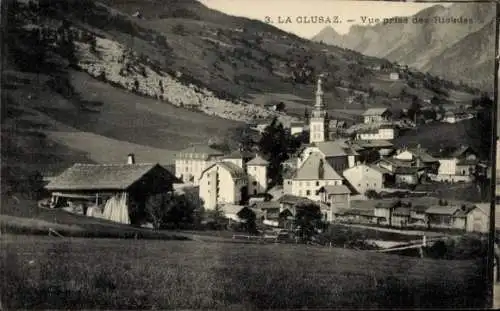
452;204;489;233
45;154;178;225
254;200;294;228
441;110;474;124
342;164;391;195
430;145;479;183
298;141;359;173
198;153;268;210
283;152;344;201
392;146;440;174
174;144;225;185
425;205;461;229
317;184;351;222
334;209;381;224
362;108;392;124
391;207;411;227
277;194;315;216
352;140;394;157
290;121;305;136
374;157;425;186
389;72;400;80
408;205;428;227
355;124;397;141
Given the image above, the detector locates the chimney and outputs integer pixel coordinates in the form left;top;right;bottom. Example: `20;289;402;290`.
127;153;136;165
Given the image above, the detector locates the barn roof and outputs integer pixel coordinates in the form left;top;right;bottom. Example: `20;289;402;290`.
425;205;461;215
322;185;351;195
363;108;389;116
45;163;170;191
215;162;247;179
176;144;225;160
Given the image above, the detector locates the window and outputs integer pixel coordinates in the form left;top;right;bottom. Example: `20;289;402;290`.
252;181;257;186
306;190;311;196
316;181;320;186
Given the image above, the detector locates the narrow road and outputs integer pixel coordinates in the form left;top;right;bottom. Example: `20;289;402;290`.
340;223;447;237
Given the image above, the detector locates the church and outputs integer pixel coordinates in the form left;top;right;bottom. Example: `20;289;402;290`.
283;75;357;204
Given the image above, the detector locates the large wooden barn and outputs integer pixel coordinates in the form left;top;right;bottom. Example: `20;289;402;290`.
45;154;178;225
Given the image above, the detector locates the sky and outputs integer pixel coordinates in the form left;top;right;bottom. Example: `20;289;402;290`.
198;0;453;38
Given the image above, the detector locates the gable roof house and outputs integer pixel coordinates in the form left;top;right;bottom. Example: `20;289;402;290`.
363;108;392;124
430;145;479;183
46;156;178;225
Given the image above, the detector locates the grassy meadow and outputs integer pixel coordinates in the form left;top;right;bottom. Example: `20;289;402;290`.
1;234;488;310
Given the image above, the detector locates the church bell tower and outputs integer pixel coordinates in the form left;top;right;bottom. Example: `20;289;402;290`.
309;74;329;144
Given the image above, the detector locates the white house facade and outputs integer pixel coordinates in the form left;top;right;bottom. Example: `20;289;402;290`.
175;145;225;185
342;164;389;195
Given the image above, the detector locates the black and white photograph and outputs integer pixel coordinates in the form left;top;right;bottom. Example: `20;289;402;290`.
1;0;498;309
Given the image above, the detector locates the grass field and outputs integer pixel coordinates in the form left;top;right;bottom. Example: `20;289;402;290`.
0;234;488;310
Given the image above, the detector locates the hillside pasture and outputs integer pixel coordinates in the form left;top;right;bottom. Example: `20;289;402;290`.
0;235;488;310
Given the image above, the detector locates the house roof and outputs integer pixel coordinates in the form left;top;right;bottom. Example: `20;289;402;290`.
254;201;281;210
247;154;269;166
336;208;376;217
221;204;246;215
393;207;411;216
314;141;359;157
411;205;429;213
394;166;424;175
368;165;392;175
355;140;393;149
425;205;461;215
363;108;389;116
405;148;438;163
222;150;255;160
290;121;305;127
176;144;225;160
322;185;351;195
46;163;168;191
217;162;247;179
278;194;314;205
454;205;479;217
431;145;475;159
293;152;342;180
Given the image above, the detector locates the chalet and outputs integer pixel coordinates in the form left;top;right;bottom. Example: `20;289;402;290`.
393;146;440;174
356;125;397;141
254;201;293;228
389;72;400;80
317;185;351;222
408;205;428;227
342;164;392;195
221;204;256;224
352;140;394;157
430;145;479;183
278;194;315;216
45;154;178;225
452;204;489;233
362;108;392;124
392;207;411;227
394;166;426;185
425;205;461;229
441;111;474;124
334;208;382;224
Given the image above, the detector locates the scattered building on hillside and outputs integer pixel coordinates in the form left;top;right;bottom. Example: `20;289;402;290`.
174;144;225;185
392;146;440;174
355;125;397;141
389;72;400;80
441;110;474;124
363;108;392;124
430;145;479;183
290;121;306;136
45;154;178;225
342;164;392;195
198;153;268;210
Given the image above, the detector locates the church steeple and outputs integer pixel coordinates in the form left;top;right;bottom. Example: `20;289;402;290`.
309;74;329;144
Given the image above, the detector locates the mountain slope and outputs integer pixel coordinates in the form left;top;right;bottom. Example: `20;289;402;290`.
1;0;486;186
312;2;496;92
